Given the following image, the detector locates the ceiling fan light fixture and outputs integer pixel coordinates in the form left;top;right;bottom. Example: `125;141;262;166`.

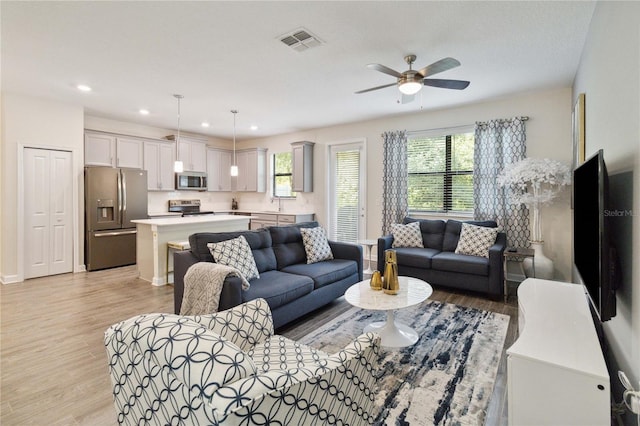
399;81;422;95
399;72;423;95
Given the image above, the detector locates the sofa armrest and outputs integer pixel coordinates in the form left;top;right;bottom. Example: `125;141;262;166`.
377;235;393;271
174;250;199;314
174;251;244;314
487;232;507;299
329;241;363;280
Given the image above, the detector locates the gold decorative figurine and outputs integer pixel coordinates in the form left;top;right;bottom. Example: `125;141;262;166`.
370;270;383;290
383;250;399;295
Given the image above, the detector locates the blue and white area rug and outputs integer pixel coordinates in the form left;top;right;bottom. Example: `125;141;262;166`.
299;300;509;425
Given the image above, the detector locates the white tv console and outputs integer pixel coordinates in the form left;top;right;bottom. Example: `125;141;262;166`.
507;278;610;425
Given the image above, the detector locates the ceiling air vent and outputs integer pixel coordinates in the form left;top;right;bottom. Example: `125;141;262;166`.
278;28;323;52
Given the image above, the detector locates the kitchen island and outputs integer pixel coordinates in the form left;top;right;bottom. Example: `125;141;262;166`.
132;214;251;285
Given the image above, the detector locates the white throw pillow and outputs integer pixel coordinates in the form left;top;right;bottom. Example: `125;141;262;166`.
391;221;423;248
300;227;334;264
455;223;499;258
207;235;259;281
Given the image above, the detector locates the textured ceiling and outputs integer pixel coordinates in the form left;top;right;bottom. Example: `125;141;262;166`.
1;1;595;139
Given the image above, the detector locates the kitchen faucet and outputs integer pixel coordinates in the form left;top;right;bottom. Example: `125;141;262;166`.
270;196;283;212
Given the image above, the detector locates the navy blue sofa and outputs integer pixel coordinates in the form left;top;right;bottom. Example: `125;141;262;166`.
173;222;363;329
377;218;507;299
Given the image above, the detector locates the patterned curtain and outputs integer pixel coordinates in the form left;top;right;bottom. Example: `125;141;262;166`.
381;130;408;235
474;118;529;247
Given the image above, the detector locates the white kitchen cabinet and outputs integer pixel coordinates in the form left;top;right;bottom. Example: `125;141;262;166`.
176;137;207;172
85;132;116;166
291;141;314;192
507;278;609;426
144;140;175;191
116;137;144;169
234;148;267;192
207;148;232;192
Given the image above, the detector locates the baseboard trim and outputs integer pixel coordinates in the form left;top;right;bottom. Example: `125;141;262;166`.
1;274;21;285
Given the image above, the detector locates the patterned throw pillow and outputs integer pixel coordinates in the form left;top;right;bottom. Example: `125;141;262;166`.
454;223;499;258
207;235;259;281
391;221;423;248
300;227;334;264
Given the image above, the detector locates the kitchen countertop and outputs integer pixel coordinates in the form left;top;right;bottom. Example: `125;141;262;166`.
132;214;252;227
218;210;316;216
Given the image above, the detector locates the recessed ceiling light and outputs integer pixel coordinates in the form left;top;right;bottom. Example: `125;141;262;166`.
250;125;258;131
77;84;92;92
201;122;210;128
139;109;150;115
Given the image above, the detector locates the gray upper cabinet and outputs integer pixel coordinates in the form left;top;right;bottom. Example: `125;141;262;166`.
166;135;208;172
144;140;175;191
116;137;144;169
234;148;267;192
85;131;143;169
207;148;233;192
85;131;116;167
291;141;314;192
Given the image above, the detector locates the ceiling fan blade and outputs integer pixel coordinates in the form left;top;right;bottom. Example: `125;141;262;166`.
418;57;461;78
354;82;397;94
423;79;470;90
367;63;403;78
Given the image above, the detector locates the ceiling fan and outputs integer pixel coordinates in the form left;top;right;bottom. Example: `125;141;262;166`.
355;55;470;98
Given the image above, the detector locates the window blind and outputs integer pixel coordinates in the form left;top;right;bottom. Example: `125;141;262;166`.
407;132;474;213
331;149;360;243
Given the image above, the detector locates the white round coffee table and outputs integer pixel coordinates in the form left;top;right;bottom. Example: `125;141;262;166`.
344;276;433;347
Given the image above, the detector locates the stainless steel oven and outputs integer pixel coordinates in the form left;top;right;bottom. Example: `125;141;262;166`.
175;171;207;191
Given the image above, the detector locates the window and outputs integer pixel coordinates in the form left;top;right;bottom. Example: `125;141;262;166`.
328;143;364;243
272;152;295;197
407;131;474;213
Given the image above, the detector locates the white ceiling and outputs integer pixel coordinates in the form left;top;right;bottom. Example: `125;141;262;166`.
1;1;595;140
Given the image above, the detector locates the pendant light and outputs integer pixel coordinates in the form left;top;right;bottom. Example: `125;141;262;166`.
173;94;184;173
230;109;239;177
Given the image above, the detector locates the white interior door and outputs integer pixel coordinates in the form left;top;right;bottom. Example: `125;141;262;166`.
328;141;365;243
24;148;73;279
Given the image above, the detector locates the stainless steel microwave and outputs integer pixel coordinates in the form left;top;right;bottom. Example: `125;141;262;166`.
176;171;207;191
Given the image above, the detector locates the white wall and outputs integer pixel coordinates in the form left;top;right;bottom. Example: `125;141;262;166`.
244;87;574;280
1;93;84;282
573;0;640;401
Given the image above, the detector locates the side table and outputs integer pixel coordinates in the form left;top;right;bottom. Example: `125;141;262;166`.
503;247;535;303
357;239;377;274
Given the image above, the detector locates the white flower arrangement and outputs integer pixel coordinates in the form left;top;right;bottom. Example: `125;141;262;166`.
497;157;571;242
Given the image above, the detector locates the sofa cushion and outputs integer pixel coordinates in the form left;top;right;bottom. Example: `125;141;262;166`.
281;259;357;289
300;226;334;264
394;247;440;269
442;220;498;252
403;217;446;250
391;222;423;248
455;223;499;258
241;270;314;310
189;229;277;273
270;221;319;269
208;236;260;281
431;252;490;276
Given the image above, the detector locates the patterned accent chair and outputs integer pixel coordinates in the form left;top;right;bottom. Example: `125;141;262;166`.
105;298;381;425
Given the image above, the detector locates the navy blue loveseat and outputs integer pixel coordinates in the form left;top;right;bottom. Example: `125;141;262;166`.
173;222;363;329
377;218;507;299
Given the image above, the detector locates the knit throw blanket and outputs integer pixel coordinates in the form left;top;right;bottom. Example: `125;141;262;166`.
180;262;250;315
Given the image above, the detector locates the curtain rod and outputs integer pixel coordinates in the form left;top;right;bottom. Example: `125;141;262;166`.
475;116;529;126
407;116;529;135
407;123;475;135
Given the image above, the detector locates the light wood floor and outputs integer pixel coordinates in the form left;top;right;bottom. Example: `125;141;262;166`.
1;266;518;425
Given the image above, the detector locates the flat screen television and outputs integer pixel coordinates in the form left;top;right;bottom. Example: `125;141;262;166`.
573;149;616;321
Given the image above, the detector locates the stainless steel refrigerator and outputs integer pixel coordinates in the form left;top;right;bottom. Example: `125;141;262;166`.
85;167;148;271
